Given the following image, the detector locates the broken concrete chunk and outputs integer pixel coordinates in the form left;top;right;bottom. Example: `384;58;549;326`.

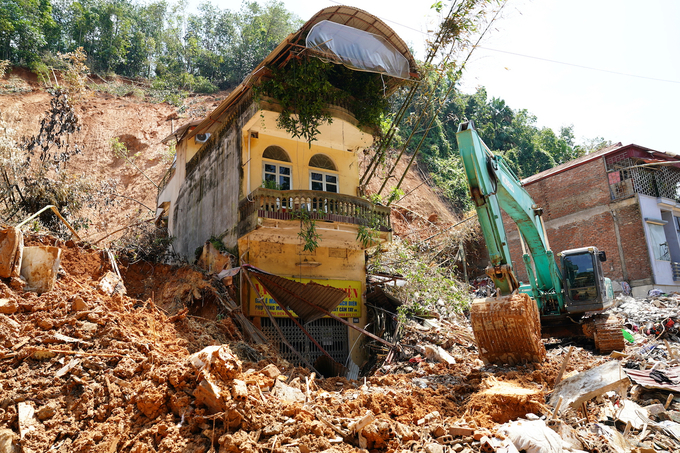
17;402;38;440
20;246;61;294
259;363;281;378
0;299;18;315
0;428;20;453
188;345;242;382
97;271;126;296
0;226;23;279
272;379;305;403
423;345;456;365
193;378;227;413
549;360;629;414
424;442;445;453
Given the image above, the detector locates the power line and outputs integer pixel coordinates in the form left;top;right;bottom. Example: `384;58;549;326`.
476;45;680;85
325;0;680;85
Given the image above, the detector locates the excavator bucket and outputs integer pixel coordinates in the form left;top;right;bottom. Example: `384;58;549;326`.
470;292;546;365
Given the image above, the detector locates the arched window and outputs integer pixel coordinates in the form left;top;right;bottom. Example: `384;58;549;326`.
262;146;291;190
309;154;338;193
309;154;337;171
263;146;291;162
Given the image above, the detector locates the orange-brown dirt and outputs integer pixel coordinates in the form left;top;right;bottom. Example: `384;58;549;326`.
1;232;614;452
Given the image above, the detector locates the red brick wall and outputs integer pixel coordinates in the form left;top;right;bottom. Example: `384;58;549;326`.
502;156;651;285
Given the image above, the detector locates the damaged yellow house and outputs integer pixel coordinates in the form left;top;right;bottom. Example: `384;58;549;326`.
156;6;417;374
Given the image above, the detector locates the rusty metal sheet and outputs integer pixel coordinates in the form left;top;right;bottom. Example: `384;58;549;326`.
470;293;546;366
624;366;680;392
246;266;347;324
0;226;23;278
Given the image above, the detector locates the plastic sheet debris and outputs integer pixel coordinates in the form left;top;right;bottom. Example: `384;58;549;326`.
495;419;562;453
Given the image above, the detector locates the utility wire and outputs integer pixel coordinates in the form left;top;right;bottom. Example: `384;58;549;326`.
475;45;680;85
326;0;680;85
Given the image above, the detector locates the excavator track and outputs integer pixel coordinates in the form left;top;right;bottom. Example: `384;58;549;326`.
582;313;626;354
470;292;546;365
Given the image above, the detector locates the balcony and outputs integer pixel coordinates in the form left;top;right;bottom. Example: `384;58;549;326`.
238;188;391;247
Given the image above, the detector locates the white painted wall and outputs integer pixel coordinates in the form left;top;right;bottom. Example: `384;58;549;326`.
638;194;675;285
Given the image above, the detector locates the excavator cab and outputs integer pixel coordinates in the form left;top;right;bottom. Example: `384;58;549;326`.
560;247;614;313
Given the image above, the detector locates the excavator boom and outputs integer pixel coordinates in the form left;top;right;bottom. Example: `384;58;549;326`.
457;121;556;365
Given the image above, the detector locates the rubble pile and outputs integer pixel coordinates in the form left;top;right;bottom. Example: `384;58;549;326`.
2;235;680;452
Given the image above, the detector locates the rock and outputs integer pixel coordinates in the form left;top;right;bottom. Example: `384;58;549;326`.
0;314;20;348
424;442;444;453
259;363;281;378
0;428;20;453
71;296;90;312
360;419;392;450
97;271;126;296
272;379;305;403
36;403;56;421
193;378;227;413
0;299;17;315
189;345;242;382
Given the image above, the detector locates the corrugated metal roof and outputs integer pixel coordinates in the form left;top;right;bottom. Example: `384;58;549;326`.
624;366;680;392
247;266;347;324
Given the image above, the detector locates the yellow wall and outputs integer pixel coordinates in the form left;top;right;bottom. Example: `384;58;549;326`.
238;237;368;366
185;136;205;163
241;125;363;197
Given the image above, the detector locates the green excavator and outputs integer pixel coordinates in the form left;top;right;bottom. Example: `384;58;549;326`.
456;121;624;365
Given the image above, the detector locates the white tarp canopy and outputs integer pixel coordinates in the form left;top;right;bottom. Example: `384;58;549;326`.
305;20;410;80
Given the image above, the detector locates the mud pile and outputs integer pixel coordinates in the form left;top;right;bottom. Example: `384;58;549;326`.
2;235;680;453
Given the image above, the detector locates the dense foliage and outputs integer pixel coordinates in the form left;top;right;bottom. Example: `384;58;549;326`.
0;0;301;89
391;76;611;212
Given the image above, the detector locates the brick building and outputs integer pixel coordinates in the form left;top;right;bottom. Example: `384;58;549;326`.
504;143;680;297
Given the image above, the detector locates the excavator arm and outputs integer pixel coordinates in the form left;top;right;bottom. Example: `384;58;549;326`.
457;121;564;314
456;121;555;365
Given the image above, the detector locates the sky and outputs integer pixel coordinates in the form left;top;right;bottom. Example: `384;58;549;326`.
190;0;680;153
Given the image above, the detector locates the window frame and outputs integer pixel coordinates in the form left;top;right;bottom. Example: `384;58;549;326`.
263;159;292;190
309;169;339;193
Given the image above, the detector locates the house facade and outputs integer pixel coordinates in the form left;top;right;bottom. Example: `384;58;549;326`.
156;6;417;371
504;143;680;297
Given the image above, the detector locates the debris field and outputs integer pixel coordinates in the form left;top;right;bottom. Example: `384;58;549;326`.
2;234;680;452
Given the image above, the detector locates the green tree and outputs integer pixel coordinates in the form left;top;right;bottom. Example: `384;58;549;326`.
0;0;56;64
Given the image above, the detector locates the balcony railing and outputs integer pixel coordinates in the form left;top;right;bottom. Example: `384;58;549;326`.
238;188;391;237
